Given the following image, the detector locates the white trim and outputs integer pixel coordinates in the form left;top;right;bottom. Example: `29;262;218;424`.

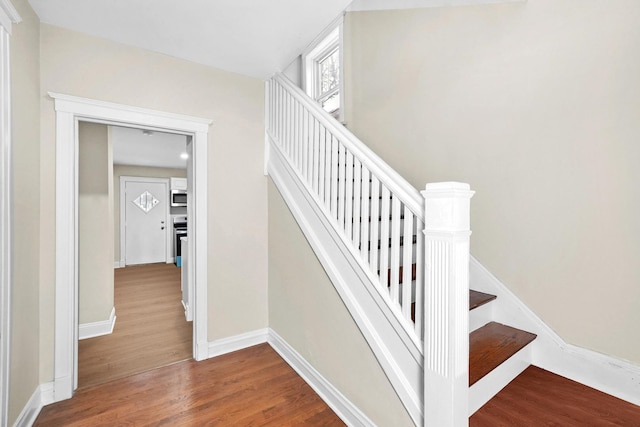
269;329;376;427
11;382;53;427
0;24;12;427
78;307;116;340
0;0;21;34
470;256;640;407
207;329;269;359
11;385;42;427
347;0;526;12
50;92;211;402
118;176;170;266
113;261;122;269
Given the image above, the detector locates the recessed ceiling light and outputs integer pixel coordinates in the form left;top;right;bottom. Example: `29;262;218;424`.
142;130;154;136
180;153;189;159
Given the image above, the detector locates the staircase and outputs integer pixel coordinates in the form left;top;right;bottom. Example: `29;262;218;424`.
265;73;538;426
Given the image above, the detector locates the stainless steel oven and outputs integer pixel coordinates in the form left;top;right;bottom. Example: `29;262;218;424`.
173;216;187;266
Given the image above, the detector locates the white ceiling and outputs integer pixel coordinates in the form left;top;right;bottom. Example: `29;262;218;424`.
111;126;188;170
28;0;354;79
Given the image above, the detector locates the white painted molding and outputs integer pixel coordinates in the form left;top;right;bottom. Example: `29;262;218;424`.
348;0;526;12
12;385;42;427
269;329;376;427
470;256;640;407
207;329;269;359
0;22;12;427
78;307;116;340
49;92;211;402
0;0;21;34
113;261;122;269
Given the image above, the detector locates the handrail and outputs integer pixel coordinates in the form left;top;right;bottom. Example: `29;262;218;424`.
273;74;424;220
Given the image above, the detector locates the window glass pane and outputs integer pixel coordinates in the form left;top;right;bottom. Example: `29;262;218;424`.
319;48;339;95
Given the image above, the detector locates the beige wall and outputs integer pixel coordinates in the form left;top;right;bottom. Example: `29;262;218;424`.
344;1;640;364
268;180;413;426
78;122;114;324
112;164;186;263
9;0;41;423
39;24;268;381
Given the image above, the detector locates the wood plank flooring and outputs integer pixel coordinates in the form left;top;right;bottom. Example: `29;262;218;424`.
471;366;640;426
78;263;192;389
36;344;345;426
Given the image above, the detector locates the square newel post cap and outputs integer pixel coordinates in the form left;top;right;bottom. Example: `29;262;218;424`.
422;182;474;232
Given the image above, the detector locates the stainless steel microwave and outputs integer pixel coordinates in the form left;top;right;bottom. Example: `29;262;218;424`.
170;189;187;207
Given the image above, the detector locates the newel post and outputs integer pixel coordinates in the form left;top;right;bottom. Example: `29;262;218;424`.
422;182;474;427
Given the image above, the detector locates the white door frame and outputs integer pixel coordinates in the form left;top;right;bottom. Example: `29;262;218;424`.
50;92;211;402
119;176;171;266
0;2;21;426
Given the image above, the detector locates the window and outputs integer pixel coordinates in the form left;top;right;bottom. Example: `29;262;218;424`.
303;19;343;121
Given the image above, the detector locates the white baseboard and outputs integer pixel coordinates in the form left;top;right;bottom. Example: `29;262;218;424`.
470;256;640;407
79;307;116;340
268;329;376;427
113;261;122;269
207;328;269;358
12;381;50;427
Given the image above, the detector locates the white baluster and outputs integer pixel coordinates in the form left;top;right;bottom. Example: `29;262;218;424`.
303;110;310;185
423;182;474;427
414;217;424;339
337;143;346;229
389;197;401;304
369;176;380;277
344;151;354;239
330;134;339;219
360;167;370;261
318;125;326;204
352;159;361;247
402;206;414;322
323;128;332;209
311;118;319;195
379;186;391;289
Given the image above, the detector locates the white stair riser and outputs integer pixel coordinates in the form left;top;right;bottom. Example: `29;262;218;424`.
469;344;533;415
469;303;493;333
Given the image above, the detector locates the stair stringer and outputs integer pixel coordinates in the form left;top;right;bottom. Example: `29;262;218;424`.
268;138;424;426
470;256;640;408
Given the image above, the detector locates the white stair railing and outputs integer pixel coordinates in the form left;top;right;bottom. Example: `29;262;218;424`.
266;73;473;427
267;73;425;342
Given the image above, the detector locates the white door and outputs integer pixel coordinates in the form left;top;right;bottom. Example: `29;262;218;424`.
124;180;167;265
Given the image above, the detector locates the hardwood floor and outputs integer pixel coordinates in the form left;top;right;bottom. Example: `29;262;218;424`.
78;263;192;389
470;366;640;426
36;344;345;426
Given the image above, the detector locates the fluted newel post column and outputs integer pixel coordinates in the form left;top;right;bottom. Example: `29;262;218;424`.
422;182;474;427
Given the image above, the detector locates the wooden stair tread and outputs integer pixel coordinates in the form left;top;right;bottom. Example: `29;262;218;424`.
469;322;537;386
469;290;497;310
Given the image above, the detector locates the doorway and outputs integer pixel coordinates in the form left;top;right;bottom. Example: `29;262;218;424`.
50;93;210;402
